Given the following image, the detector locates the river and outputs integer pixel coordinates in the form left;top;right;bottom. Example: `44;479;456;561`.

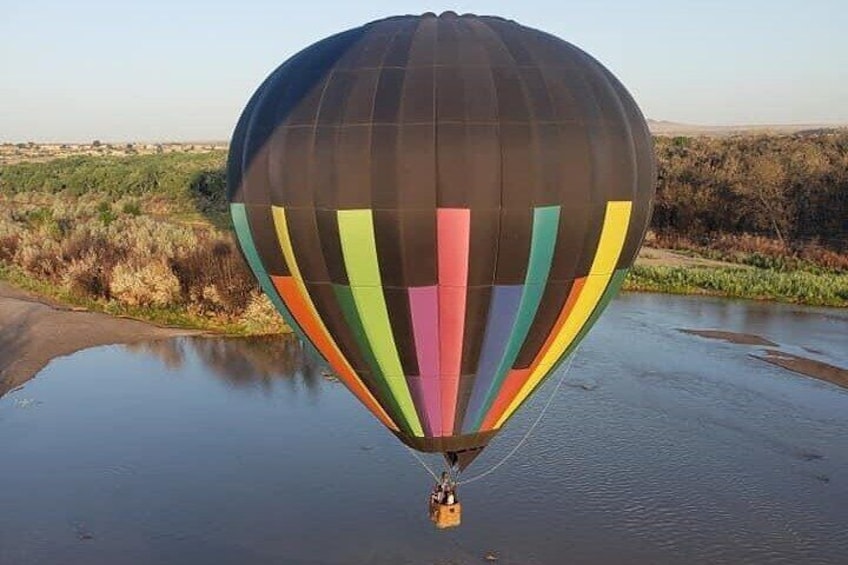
1;293;846;564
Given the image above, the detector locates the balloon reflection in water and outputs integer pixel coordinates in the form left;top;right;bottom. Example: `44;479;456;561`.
125;336;325;393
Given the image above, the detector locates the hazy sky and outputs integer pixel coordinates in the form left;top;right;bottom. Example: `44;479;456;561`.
2;0;846;142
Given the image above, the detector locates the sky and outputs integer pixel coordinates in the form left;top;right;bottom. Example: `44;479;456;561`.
1;0;846;142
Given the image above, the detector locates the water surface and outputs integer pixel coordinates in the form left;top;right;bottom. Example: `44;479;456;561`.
1;293;847;565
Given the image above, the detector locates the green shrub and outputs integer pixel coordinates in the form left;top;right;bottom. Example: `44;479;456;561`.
122;200;141;216
97;202;117;225
625;265;848;307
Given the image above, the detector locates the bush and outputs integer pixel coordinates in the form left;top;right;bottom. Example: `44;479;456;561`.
109;261;181;307
63;252;110;297
0;152;227;212
169;237;255;313
122;200;141;216
0;190;264;328
0;233;19;262
625;265;848;307
652;232;848;273
239;292;287;334
97;202;117;225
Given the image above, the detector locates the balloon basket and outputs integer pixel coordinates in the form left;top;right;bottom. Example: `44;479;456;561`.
429;501;462;529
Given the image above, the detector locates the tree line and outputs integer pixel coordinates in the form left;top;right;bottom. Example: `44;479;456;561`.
2;132;846;252
652;132;848;251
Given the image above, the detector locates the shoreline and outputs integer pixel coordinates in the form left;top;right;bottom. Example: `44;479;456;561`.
3;277;846;401
0;281;202;397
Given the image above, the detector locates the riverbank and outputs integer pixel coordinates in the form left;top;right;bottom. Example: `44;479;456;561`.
1;147;844;335
623;262;847;307
3;275;846;404
0;281;202;397
0;240;844;347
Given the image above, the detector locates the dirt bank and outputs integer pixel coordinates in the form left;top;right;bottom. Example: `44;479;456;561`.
0;282;202;396
636;246;744;269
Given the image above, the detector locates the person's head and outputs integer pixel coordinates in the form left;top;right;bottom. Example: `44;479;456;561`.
441;471;448;481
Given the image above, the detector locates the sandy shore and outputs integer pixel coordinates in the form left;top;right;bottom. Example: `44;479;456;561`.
636;246;745;269
0;282;201;397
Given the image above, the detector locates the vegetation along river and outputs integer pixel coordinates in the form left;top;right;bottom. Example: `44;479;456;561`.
1;293;846;565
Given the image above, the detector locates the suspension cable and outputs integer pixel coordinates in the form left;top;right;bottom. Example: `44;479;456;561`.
404;444;441;482
456;346;581;485
404;347;582;485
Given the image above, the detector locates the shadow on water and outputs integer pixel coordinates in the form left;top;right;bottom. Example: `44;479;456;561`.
0;330;326;401
124;335;326;392
2;331;327;401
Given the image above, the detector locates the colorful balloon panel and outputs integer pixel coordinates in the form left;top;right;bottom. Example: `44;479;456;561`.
227;13;656;463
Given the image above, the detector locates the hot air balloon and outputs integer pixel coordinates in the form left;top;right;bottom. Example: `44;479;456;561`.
227;12;655;500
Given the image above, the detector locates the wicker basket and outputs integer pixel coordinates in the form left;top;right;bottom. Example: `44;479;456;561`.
429;501;462;529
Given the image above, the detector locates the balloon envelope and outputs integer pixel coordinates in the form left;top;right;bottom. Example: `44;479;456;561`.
228;13;655;469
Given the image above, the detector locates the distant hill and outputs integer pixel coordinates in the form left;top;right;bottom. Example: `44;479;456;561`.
647;119;848;137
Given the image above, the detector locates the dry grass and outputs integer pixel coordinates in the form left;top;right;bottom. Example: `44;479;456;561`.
0;193;281;334
653;232;848;273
